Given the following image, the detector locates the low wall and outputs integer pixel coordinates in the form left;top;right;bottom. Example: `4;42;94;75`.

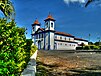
21;50;38;76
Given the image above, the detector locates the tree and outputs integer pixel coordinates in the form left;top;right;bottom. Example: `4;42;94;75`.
94;42;101;46
85;0;100;7
80;43;85;48
0;0;15;19
0;19;27;75
85;0;92;7
0;0;29;75
88;42;93;45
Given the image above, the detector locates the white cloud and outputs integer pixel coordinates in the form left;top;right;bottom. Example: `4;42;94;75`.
63;0;86;4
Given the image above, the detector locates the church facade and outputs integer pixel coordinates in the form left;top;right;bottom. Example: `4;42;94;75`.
31;14;88;50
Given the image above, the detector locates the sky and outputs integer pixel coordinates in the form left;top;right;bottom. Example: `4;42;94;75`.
11;0;101;42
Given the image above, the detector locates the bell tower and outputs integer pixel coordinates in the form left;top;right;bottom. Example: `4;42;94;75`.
32;19;40;34
32;19;40;45
44;13;55;31
44;13;56;50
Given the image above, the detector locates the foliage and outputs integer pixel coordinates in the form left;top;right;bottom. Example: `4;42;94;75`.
0;0;15;19
88;42;93;45
36;61;49;76
99;46;101;50
94;42;101;46
83;46;90;50
26;39;33;51
85;0;101;7
93;45;99;50
76;47;83;50
76;45;100;50
30;45;37;56
0;18;36;75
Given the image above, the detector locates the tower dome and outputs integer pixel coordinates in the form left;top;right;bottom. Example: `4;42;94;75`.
44;13;55;21
33;19;40;25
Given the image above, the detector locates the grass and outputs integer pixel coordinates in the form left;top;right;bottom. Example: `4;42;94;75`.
35;60;50;76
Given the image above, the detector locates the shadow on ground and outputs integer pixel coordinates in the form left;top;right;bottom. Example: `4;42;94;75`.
36;61;101;76
69;66;101;76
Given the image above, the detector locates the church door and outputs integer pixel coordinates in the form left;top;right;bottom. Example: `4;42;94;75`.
38;41;41;50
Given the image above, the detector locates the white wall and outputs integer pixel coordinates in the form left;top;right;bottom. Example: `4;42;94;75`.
50;21;54;30
44;32;54;50
55;35;74;41
50;32;54;50
55;41;78;50
45;33;49;50
40;39;44;49
75;40;88;45
35;26;40;32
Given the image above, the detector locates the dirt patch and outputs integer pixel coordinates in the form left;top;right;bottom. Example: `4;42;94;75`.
36;50;101;76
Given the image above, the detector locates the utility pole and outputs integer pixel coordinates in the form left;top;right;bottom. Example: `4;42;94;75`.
89;34;91;43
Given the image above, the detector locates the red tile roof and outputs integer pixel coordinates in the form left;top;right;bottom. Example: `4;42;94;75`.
44;14;55;21
74;38;88;41
39;28;44;31
55;31;74;37
55;39;77;43
33;19;40;25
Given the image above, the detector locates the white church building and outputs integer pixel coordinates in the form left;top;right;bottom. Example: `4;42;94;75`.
31;14;88;50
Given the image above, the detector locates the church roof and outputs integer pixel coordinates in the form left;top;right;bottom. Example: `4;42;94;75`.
44;13;55;21
55;39;78;43
33;19;40;25
55;31;74;37
74;38;88;41
38;28;44;31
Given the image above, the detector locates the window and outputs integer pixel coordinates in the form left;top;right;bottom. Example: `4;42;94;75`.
60;43;62;45
65;37;66;40
69;38;70;41
42;34;43;38
39;34;41;38
46;22;48;28
36;35;38;39
51;23;53;27
33;26;35;30
55;36;57;39
60;36;62;39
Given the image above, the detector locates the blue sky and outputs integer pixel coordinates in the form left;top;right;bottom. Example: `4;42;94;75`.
11;0;101;42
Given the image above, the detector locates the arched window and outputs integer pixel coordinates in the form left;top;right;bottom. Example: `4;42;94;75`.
60;37;62;39
51;23;53;28
46;22;48;28
65;37;66;40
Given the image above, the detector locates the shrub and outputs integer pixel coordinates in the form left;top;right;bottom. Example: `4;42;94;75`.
99;46;101;50
30;45;37;56
88;45;99;50
83;46;90;50
93;45;99;50
89;45;94;49
76;47;83;50
0;18;37;75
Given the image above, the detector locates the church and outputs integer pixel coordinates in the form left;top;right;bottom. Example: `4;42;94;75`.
31;14;88;50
